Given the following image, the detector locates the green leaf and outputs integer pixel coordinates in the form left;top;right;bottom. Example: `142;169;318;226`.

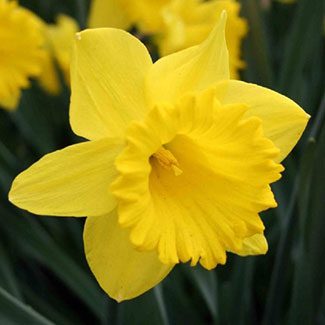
241;0;274;87
185;266;218;319
0;204;107;321
287;113;325;323
0;242;22;300
116;288;168;325
153;286;170;325
21;283;75;325
0;286;54;325
220;258;255;325
277;0;323;99
262;179;298;325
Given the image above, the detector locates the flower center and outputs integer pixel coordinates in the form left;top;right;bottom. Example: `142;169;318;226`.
152;146;183;176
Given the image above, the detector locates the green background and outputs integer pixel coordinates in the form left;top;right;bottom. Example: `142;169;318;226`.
0;0;324;324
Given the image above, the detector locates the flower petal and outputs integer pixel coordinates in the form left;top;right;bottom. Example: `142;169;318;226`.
0;91;20;110
146;12;229;108
9;138;123;217
158;0;247;79
236;233;268;256
70;28;152;140
38;50;61;96
47;14;79;86
214;80;310;162
84;211;174;301
0;0;45;110
88;0;131;29
118;0;169;33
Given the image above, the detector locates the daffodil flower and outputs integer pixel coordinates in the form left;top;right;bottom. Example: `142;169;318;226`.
0;0;45;110
88;0;247;78
158;0;247;78
88;0;169;33
38;15;79;95
9;14;309;301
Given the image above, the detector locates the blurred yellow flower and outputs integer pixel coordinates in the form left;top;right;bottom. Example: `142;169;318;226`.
159;0;247;78
89;0;247;78
38;47;61;96
0;0;45;110
118;0;170;33
38;14;79;94
88;0;132;29
47;15;79;85
89;0;169;32
9;14;309;301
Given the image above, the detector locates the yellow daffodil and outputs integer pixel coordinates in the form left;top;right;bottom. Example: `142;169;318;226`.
158;0;247;78
89;0;247;78
38;14;79;94
0;0;45;110
118;0;170;33
9;14;309;301
88;0;132;30
47;15;79;86
38;48;61;96
88;0;169;33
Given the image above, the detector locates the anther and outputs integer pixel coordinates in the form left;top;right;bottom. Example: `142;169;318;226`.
153;147;183;176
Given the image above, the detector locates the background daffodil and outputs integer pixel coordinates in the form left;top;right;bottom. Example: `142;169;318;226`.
0;0;46;110
158;0;247;78
88;0;169;32
88;0;247;78
38;14;79;95
9;13;309;302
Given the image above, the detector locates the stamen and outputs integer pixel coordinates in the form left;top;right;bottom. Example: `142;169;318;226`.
153;147;183;176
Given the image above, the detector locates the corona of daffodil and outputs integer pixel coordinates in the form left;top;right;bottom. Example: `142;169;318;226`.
9;14;309;301
0;0;45;110
88;0;247;78
38;15;79;94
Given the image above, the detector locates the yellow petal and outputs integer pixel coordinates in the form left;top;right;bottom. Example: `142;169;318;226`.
222;0;247;79
112;87;284;270
236;233;268;256
0;91;20;111
118;0;169;33
9;138;123;217
214;80;310;162
84;211;174;301
46;15;79;86
35;15;75;95
88;0;131;29
158;0;247;79
146;12;229;108
70;28;152;140
0;0;46;110
37;50;61;96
